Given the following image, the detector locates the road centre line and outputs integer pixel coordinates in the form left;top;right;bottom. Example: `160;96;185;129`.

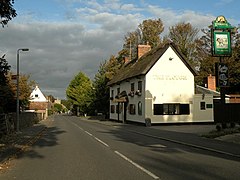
94;137;109;147
70;122;84;131
70;121;109;147
114;151;160;180
85;131;93;136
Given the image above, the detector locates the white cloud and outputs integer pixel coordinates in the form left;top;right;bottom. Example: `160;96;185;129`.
147;5;215;34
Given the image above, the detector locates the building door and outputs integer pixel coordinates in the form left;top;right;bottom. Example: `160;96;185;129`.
123;102;127;123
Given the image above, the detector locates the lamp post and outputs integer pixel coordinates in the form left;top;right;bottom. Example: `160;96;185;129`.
16;48;29;132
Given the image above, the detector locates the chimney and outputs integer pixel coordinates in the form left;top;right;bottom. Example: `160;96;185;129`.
124;56;129;64
207;74;216;91
137;42;151;59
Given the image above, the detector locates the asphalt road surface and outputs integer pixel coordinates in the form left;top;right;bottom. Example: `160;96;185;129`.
1;115;240;180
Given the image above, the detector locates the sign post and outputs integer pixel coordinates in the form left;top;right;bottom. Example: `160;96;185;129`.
211;15;234;104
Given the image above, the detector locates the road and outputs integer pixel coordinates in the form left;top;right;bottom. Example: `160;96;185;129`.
1;115;240;180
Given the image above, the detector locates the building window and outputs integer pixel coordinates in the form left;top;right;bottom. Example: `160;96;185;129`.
117;87;120;95
154;104;163;115
35;94;38;97
111;90;114;99
116;104;122;113
206;104;213;109
138;102;142;115
179;104;190;114
111;105;115;113
129;104;136;115
154;104;190;115
163;104;180;115
138;81;142;92
131;83;135;92
200;102;206;110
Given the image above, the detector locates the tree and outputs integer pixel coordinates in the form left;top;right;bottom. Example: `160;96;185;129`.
7;73;36;110
0;54;14;113
92;55;120;117
66;72;93;115
123;18;164;60
53;103;63;113
168;22;199;66
139;18;164;48
0;0;17;27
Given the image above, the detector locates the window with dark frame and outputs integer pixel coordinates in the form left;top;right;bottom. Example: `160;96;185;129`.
154;104;190;115
131;83;134;92
138;102;142;115
138;81;142;92
111;90;114;98
200;102;206;110
117;87;120;95
110;105;115;113
129;104;136;115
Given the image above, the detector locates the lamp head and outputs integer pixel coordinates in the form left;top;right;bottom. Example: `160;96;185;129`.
21;48;29;51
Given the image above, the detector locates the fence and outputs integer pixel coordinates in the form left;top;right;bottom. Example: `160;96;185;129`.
0;114;14;136
214;103;240;124
0;112;46;137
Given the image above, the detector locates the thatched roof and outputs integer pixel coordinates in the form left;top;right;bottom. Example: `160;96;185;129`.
108;43;197;86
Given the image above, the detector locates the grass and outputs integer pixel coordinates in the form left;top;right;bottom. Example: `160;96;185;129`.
202;126;240;139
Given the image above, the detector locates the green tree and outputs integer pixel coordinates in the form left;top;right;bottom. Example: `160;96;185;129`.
168;22;199;66
0;54;14;113
53;103;63;113
139;18;164;48
92;56;120;118
66;72;93;115
123;18;164;60
0;0;17;27
61;99;72;110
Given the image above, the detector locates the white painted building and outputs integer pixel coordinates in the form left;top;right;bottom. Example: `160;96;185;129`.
30;86;48;102
108;43;214;124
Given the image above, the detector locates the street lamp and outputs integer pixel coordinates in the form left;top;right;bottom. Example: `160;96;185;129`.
16;48;29;132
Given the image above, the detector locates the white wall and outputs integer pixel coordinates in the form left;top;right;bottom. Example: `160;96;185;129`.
145;47;195;123
193;94;214;122
109;77;146;123
29;86;48;102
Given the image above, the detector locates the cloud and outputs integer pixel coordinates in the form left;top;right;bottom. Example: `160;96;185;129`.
0;13;140;99
147;5;215;33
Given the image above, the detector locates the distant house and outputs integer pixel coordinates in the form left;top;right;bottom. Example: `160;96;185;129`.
29;86;50;118
108;43;214;124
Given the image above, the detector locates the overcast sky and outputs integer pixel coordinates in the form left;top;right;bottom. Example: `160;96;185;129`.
0;0;239;99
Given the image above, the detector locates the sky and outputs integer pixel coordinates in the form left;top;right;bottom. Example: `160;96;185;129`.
0;0;239;99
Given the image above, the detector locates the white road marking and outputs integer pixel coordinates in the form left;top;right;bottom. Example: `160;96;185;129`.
94;137;109;147
85;131;93;136
114;151;160;180
70;121;109;147
70;122;84;131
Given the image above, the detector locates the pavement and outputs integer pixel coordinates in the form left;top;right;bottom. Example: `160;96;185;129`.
1;115;240;166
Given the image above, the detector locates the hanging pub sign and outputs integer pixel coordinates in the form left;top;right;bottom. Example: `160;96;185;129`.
213;31;231;56
215;63;229;87
211;15;233;57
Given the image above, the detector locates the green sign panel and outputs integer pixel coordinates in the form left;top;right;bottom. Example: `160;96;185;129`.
213;31;231;56
211;15;233;57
